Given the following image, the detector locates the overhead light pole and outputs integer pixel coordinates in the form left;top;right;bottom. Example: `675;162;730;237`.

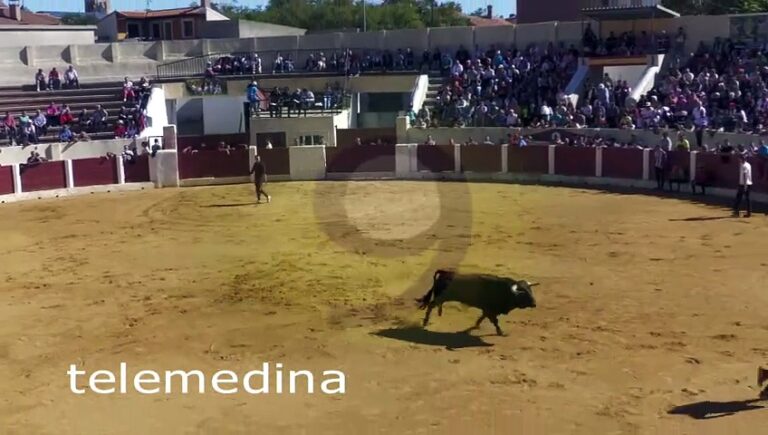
362;1;367;32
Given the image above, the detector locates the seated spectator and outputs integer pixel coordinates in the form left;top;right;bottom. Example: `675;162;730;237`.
125;120;138;138
33;110;47;137
59;125;75;144
423;135;436;146
59;105;74;125
18;111;30;128
64;65;79;89
2;111;17;144
89;105;108;130
35;69;46;92
20;122;37;145
122;77;135;102
48;67;61;91
45;102;60;126
114;120;127;138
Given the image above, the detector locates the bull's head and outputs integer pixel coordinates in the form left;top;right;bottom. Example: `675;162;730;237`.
511;280;537;309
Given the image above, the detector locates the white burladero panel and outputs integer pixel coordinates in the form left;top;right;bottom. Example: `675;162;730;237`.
202;95;247;135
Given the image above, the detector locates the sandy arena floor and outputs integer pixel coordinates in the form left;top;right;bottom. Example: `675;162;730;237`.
1;181;767;434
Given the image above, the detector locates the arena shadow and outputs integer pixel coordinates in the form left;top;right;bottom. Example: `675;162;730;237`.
668;399;765;420
373;326;493;350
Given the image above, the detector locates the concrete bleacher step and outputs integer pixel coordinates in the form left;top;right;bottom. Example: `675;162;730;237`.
0;87;123;99
1;101;132;117
0;94;123;107
0;131;118;147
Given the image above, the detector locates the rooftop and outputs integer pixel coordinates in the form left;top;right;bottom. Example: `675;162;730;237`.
0;6;61;25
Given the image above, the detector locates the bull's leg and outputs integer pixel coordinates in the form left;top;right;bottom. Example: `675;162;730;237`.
422;303;436;327
437;303;443;316
489;315;504;336
464;313;487;333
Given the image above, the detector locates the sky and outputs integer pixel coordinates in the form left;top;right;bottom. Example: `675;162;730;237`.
24;0;516;19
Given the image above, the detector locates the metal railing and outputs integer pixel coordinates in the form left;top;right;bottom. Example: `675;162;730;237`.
582;0;660;9
156;49;423;79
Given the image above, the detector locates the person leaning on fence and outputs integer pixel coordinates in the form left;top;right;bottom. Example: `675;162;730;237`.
653;144;667;190
301;89;315;117
268;88;281;118
733;154;753;218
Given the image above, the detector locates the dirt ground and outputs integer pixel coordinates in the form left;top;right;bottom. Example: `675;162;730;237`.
1;181;767;434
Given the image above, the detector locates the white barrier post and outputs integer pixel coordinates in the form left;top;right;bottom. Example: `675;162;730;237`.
249;146;258;182
689;151;697;182
595;146;603;177
116;156;126;184
454;144;461;173
65;160;75;188
642;148;650;180
395;144;411;178
501;144;509;173
548;145;556;175
12;164;22;193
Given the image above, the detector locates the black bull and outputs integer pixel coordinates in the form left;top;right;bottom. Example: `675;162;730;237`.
416;270;538;336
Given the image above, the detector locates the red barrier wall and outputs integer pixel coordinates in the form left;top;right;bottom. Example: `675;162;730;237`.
124;155;151;183
555;146;596;177
751;156;768;194
460;145;502;173
417;145;455;172
602;147;644;179
666;150;691;178
508;145;549;174
178;149;250;179
20;161;67;192
326;145;396;173
697;153;739;189
0;166;13;195
259;148;290;175
73;158;118;187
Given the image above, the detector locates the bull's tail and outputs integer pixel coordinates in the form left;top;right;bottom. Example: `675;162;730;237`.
415;270;452;310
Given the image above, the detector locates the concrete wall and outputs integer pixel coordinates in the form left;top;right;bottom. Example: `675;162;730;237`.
203;95;248;135
0;26;96;48
97;14;118;42
203;20;304;40
141;87;171;138
249;111;349;147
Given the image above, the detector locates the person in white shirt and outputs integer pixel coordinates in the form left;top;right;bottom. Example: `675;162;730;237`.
64;65;79;89
733;154;752;217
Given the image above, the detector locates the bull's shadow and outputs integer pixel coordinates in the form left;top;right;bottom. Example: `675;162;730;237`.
668;399;765;420
373;326;493;350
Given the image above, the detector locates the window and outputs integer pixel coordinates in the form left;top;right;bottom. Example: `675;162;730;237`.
151;23;161;39
182;19;195;39
127;23;140;39
298;135;326;146
163;21;173;40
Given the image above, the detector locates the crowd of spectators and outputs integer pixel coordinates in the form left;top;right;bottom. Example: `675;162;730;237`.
2;76;152;147
421;43;579;129
242;81;346;118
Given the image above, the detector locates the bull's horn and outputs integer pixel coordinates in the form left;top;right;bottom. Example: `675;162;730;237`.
525;281;540;287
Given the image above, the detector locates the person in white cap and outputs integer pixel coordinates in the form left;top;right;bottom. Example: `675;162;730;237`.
732;153;752;217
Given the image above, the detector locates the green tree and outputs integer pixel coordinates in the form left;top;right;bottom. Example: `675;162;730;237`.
663;0;768;15
60;13;100;25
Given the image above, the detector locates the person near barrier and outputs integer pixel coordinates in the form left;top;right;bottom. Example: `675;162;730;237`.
653;144;667;190
250;155;271;204
732;154;752;218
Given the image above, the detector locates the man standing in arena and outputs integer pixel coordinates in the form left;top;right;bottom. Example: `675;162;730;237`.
733;154;752;217
250;155;271;203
